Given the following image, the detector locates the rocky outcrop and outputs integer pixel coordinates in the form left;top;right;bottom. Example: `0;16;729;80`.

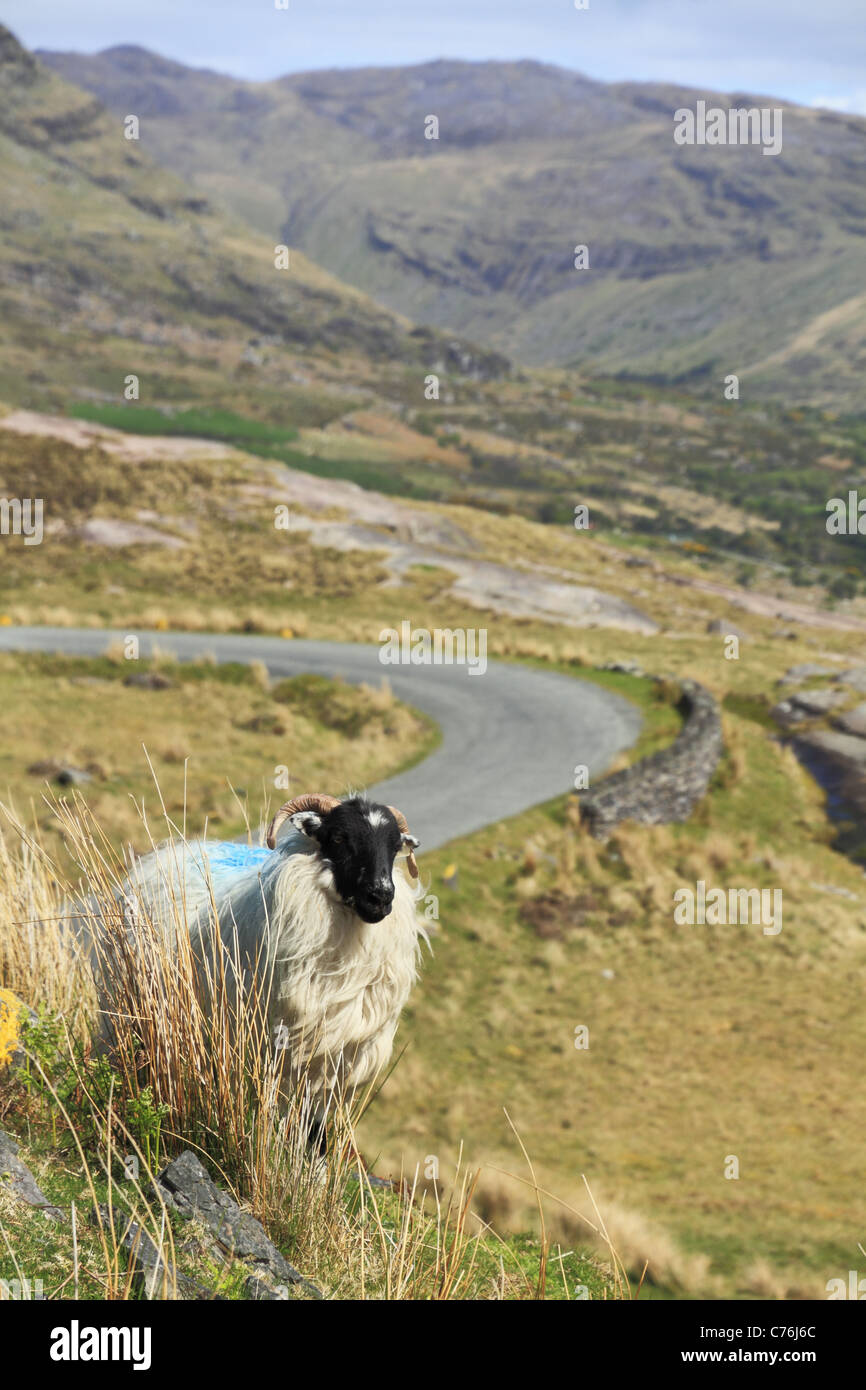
579;679;723;838
772;687;848;725
158;1150;322;1300
773;667;866;853
0;1130;65;1221
90;1203;219;1301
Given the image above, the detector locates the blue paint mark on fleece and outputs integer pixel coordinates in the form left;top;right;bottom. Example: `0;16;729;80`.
200;841;272;891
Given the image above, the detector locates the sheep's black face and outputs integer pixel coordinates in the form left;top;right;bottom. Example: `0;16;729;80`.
292;798;413;923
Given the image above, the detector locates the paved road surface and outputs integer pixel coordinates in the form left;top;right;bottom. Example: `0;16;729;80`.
0;628;642;853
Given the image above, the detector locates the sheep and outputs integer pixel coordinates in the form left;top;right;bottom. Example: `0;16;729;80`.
103;793;426;1112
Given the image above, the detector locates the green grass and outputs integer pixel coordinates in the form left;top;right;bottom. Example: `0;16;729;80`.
0;1100;617;1301
69;403;300;447
0;1001;621;1301
67;402;450;500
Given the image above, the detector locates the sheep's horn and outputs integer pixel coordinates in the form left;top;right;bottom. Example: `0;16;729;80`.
266;793;340;849
387;804;419;879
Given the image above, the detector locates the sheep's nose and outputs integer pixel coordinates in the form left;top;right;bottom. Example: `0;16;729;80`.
368;883;394;909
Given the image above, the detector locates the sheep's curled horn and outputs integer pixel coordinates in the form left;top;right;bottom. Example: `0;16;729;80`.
386;804;419;879
265;793;339;849
265;793;419;878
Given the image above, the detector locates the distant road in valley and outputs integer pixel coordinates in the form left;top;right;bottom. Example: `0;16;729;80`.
0;628;642;852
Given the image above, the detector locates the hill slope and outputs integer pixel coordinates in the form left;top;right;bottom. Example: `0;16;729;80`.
0;27;505;413
37;45;866;406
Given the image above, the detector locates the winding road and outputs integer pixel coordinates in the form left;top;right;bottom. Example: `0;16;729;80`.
0;628;642;853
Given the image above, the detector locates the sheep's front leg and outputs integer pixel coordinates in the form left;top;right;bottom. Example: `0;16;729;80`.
307;1106;329;1158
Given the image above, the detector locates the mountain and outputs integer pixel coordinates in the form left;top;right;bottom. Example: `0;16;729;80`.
37;45;866;407
0;26;505;414
6;26;866;607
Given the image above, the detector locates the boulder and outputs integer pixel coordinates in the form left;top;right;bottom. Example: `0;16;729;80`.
89;1204;219;1301
157;1150;322;1299
123;671;174;690
835;666;866;694
706;618;746;639
26;760;94;785
779;664;836;684
787;688;847;716
0;1131;65;1222
771;700;807;728
799;729;866;769
834;702;866;738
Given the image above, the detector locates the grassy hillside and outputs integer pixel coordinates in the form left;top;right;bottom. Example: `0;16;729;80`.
2;412;866;1297
4;405;866;636
37;45;866;407
3;24;866;602
12;382;866;605
0;650;438;870
0;24;864;1300
0;26;505;418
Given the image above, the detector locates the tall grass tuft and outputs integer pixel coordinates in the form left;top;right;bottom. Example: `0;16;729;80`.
1;792;543;1298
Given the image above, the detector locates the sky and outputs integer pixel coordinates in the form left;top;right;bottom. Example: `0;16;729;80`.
4;0;866;113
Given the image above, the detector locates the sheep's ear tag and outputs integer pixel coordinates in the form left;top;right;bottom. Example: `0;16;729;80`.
291;810;322;838
402;833;420;878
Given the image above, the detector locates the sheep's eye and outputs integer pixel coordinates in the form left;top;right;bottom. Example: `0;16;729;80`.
331;833;344;846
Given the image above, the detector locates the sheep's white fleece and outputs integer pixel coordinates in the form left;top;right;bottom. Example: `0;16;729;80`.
121;833;427;1096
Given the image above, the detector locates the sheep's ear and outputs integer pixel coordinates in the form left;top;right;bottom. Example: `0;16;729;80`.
401;833;420;851
291;810;323;837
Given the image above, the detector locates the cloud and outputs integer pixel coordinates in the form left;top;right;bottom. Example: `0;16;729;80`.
811;91;866;115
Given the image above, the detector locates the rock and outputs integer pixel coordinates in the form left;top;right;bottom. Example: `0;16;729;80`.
810;882;861;902
835;666;866;694
89;1204;220;1301
345;1171;399;1192
244;1274;290;1301
26;760;94;785
75;519;187;550
834;703;866;738
779;664;836;684
788;688;847;716
0;1131;65;1221
157;1150;322;1299
706;619;746;639
56;766;92;786
798;729;866;770
601;660;644;675
123;671;174;690
771;700;807;728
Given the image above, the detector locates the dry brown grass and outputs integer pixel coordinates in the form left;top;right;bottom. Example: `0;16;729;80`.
0;796;622;1300
0;652;435;871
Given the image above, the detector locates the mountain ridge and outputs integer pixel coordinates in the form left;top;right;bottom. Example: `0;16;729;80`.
0;24;508;414
35;42;866;406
